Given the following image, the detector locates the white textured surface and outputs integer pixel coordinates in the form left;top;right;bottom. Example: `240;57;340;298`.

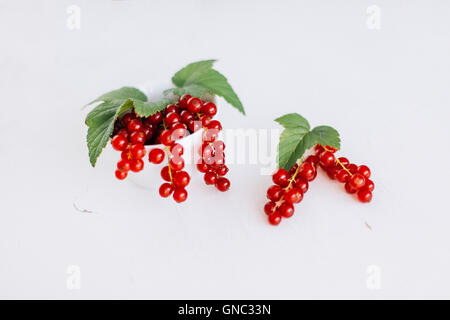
1;0;450;299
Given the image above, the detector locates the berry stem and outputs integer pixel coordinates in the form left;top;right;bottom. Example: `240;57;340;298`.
275;157;304;208
165;146;173;182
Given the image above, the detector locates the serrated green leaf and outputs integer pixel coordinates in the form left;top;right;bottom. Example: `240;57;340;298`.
85;101;119;127
164;84;209;98
189;69;245;115
172;60;216;87
133;98;174;117
276;114;340;170
86;87;147;106
86;99;134;167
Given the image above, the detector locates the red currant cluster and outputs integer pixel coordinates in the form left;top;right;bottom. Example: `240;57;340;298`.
314;145;374;202
196;126;230;192
264;156;318;225
110;94;229;202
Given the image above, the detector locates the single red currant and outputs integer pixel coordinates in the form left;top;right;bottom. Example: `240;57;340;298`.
170;143;184;156
187;119;202;132
326;166;340;180
347;164;358;174
348;173;366;190
207;120;222;131
165;104;178;114
319;151;336;167
160;129;173;146
115;169;128;180
365;179;375;192
179;94;192;108
338;157;349;167
129;131;145;145
149;111;163;125
305;155;319;166
202;102;217;116
200;115;211;127
314;145;325;155
187;97;202;113
159;183;174;198
169;157;184;171
117;159;131;172
294;178;309;194
272;168;289;187
345;182;357;194
117;129;129;139
204;172;217;185
336;169;350;183
127;119;143;133
264;202;277;216
173;187;188;203
130;144;146;159
268;213;282;226
161;166;171;182
130;159;144;172
278;202;295;218
196;161;209;173
298;162;316;181
357;165;371;179
149;148;165;164
284;188;303;204
202;129;219;142
165;112;181;127
121;113;137;127
357;188;372;203
215;177;230;192
216;165;229;176
267;185;284;202
111;135;128;151
173;171;190;188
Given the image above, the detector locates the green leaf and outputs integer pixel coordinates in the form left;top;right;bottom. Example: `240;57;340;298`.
133;98;174;117
172;60;216;87
163;84;209;98
275;113;340;170
86;99;134;167
188;69;245;115
86;86;147;105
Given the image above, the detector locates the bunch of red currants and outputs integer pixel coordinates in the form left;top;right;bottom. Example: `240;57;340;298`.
265;144;374;226
110;94;230;203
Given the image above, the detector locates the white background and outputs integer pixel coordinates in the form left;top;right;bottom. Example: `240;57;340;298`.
1;0;450;299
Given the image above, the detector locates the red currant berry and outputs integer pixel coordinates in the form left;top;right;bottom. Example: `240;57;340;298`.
284;188;303;204
180;110;194;123
204;172;217;185
111;135;128;151
160;129;173;146
202;102;217;116
212;140;225;152
117;129;129;139
268;213;282;226
187;97;202;113
294;178;309;194
117;159;131;172
159;183;174;198
165;104;178;114
187;119;202;132
202;129;219;142
267;185;284;202
325;145;338;153
288;164;299;175
130;144;146;159
179;94;192;108
129;131;145;145
143;125;154;141
165;112;181;127
115;169;128;180
196;161;210;173
357;188;372;203
305;155;319;166
365;179;375;192
336;169;350;183
171;127;187;141
161;166;171;181
121;113;136;127
130;159;144;172
173;187;188;203
326;166;340;180
200;115;211;127
207;120;222;131
264;202;277;216
319;151;336;167
173;171;190;188
338;157;349;167
215;177;230;192
314;144;325;155
278;202;295;218
170;143;183;157
357;165;371;179
127;119;143;133
149;112;163;125
149;148;165;164
348;173;366;190
169;157;184;171
347;164;358;174
345;182;357;194
272;168;289;187
216;165;229;176
298;162;316;181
